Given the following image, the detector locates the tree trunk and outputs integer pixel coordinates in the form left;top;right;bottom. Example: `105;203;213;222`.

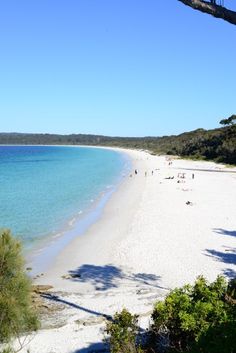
178;0;236;25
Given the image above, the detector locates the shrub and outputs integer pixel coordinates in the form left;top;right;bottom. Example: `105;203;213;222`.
151;276;236;352
105;309;143;353
0;229;39;345
1;348;14;353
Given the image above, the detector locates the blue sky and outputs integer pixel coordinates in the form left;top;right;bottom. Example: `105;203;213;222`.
0;0;235;137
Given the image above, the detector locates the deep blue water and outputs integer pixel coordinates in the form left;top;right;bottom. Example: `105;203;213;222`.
0;146;128;250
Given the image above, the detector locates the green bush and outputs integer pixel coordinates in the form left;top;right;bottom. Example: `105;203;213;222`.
1;348;14;353
105;309;143;353
152;276;236;352
0;229;39;345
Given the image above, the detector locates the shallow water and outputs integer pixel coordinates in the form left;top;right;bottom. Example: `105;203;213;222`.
0;145;129;252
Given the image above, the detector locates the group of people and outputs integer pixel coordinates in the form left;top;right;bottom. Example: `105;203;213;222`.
131;166;194;180
130;169;155;178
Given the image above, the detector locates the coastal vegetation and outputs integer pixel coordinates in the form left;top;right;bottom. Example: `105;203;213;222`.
105;276;236;353
1;232;235;352
1;117;235;164
0;230;39;352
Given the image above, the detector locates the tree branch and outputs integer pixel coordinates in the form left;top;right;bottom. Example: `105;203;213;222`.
178;0;236;25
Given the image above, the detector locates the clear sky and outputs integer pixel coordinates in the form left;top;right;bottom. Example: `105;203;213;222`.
0;0;235;137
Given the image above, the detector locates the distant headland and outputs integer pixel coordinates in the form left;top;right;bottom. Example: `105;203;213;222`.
1;117;235;164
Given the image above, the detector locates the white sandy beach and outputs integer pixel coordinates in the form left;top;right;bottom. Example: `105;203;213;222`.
20;149;236;353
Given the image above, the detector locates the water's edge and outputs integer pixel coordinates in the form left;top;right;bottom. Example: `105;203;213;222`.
25;147;132;277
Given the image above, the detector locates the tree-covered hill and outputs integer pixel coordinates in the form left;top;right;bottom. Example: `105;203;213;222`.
0;122;235;164
151;125;236;164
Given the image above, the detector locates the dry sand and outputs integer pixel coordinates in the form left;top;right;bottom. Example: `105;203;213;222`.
19;149;236;353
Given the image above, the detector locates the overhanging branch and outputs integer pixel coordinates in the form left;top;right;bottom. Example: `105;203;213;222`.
178;0;236;25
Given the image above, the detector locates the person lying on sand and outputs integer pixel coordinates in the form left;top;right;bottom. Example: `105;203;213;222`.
186;201;193;206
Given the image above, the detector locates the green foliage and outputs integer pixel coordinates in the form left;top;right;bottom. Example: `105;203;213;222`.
106;277;236;353
105;309;143;353
0;121;236;164
0;229;39;344
227;278;236;299
189;319;236;353
152;276;236;352
0;117;235;165
0;347;14;353
220;114;236;126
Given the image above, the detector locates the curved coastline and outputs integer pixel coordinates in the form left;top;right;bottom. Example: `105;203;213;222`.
26;146;132;277
20;148;236;353
1;144;130;253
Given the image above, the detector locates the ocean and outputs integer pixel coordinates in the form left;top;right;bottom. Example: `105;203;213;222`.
0;145;130;254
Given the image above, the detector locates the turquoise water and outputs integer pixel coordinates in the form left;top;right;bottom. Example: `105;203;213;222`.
0;146;129;251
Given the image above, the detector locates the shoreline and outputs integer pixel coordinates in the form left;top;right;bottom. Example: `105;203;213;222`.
33;148;148;291
25;146;132;277
27;185;125;277
21;148;236;353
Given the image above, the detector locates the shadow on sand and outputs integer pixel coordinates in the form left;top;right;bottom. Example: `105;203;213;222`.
204;228;236;279
68;263;167;291
73;342;107;353
205;246;236;279
213;228;236;238
205;247;236;266
41;292;112;320
173;167;236;174
223;268;236;278
40;264;166;323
